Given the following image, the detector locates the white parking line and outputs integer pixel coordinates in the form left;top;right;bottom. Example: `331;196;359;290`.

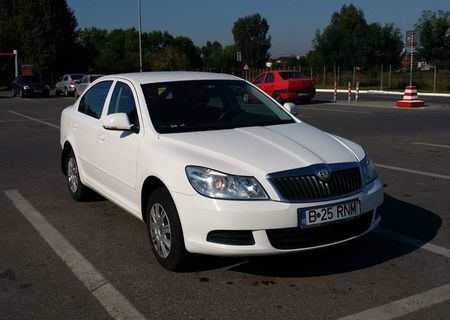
4;190;145;320
375;228;450;259
338;284;450;320
375;163;450;180
8;111;60;129
0;118;56;124
339;228;450;319
411;142;450;149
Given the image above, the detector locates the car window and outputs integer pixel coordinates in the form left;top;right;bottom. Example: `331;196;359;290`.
254;74;264;84
142;80;294;134
78;81;113;119
265;73;274;83
63;75;68;81
279;71;308;80
108;81;139;126
71;74;84;81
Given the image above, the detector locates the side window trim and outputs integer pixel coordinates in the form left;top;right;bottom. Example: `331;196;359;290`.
106;80;142;132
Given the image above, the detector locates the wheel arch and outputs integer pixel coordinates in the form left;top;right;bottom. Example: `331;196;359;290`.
61;141;73;175
141;176;166;222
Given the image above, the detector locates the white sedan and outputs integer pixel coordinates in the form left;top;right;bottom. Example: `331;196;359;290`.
60;72;383;270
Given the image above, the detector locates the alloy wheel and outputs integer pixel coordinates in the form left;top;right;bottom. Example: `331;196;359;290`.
149;203;172;258
67;157;79;193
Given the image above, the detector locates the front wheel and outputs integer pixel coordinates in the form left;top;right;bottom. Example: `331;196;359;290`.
146;188;187;270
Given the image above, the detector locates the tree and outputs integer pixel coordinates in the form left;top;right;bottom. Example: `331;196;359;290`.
415;10;450;67
311;4;368;69
232;13;271;68
0;0;79;81
310;4;403;70
201;41;224;71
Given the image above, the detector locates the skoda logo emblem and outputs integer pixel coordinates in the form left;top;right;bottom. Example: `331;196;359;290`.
318;168;331;181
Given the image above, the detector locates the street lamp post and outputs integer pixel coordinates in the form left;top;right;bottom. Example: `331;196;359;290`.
138;0;143;72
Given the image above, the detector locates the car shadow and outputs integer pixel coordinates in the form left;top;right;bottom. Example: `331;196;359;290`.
183;193;442;275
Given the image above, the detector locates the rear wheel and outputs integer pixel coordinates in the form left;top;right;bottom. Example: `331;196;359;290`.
146;187;187;270
66;150;91;201
273;91;282;103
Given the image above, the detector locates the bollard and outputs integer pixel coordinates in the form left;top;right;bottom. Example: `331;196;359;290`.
333;81;337;102
355;81;359;102
347;82;352;103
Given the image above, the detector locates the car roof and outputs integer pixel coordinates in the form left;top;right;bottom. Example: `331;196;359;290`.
108;71;241;84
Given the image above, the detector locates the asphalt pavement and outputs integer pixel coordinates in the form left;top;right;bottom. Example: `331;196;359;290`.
1;92;449;319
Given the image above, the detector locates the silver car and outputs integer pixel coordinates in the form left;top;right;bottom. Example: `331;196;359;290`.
74;74;104;98
55;74;84;96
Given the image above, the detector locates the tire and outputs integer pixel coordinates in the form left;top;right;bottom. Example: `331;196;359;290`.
20;89;24;98
146;187;187;270
66;150;91;201
10;89;15;98
273;91;282;104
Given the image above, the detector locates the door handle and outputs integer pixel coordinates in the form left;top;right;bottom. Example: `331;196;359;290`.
73;123;78;131
98;133;105;141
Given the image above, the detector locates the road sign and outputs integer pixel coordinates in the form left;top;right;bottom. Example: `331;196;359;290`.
236;51;242;62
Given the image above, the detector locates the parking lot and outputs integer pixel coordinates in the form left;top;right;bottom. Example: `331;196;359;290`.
1;92;449;319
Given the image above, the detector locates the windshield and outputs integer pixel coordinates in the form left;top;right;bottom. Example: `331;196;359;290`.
142;80;295;133
279;72;308;80
19;76;43;84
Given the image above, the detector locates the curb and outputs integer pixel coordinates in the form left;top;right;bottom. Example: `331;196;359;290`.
316;89;450;98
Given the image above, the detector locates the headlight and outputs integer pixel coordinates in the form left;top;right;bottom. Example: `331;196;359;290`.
23;85;30;90
186;166;269;200
360;150;377;184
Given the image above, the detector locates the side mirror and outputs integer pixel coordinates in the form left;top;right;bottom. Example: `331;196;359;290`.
103;113;134;131
283;102;299;117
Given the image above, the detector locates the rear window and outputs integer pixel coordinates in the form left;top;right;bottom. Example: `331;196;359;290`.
279;72;308;80
70;74;84;80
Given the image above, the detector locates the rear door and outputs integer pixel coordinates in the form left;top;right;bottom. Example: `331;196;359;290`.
71;80;114;186
260;72;275;96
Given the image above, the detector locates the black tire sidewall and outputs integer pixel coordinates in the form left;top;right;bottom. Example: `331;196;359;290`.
146;188;186;270
273;91;282;103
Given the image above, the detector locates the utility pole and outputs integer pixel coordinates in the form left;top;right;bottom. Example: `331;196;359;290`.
138;0;143;72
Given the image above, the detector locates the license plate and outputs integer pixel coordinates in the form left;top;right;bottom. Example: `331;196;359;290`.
299;200;360;228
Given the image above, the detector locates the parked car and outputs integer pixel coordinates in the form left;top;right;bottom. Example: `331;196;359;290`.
9;75;50;98
60;72;383;270
254;70;316;103
74;74;104;98
55;74;84;96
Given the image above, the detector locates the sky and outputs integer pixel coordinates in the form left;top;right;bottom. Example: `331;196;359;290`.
66;0;448;57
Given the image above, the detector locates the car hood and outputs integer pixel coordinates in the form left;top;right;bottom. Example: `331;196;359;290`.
160;122;365;176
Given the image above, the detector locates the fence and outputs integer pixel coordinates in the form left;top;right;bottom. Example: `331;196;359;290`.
237;66;450;93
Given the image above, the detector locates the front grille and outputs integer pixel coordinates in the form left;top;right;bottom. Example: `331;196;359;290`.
266;211;373;250
269;166;361;202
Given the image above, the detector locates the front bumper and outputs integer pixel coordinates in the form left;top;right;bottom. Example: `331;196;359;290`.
172;178;383;256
